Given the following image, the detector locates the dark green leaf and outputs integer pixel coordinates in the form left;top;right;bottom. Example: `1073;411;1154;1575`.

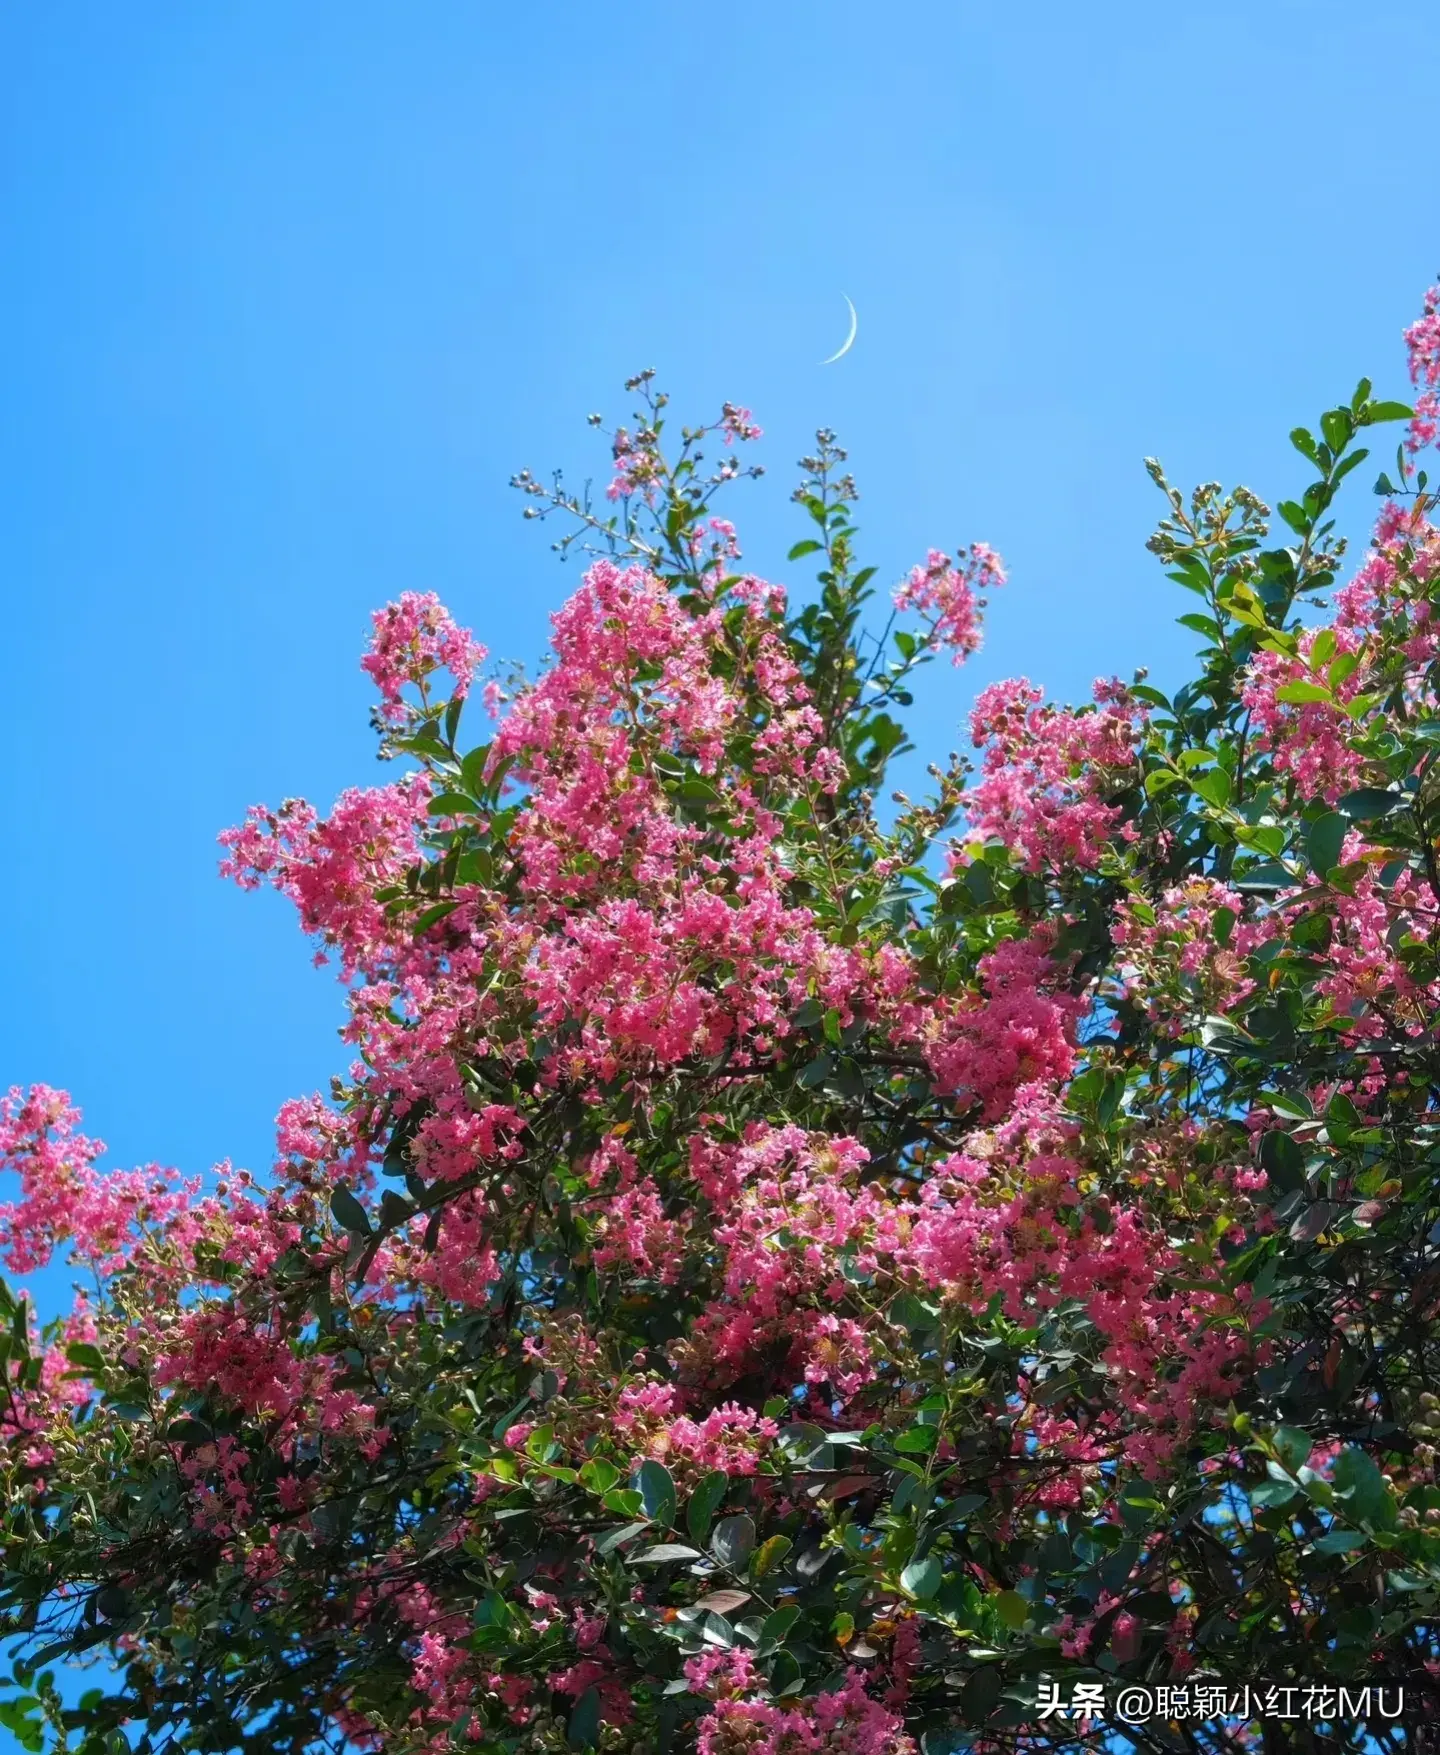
687;1470;729;1545
1313;1529;1366;1555
901;1556;942;1599
711;1514;756;1571
1272;1427;1311;1474
1332;1448;1395;1529
1248;1478;1297;1509
329;1187;372;1235
759;1605;800;1654
636;1458;677;1530
1337;788;1403;821
594;1521;649;1557
567;1686;601;1750
1305;811;1347;876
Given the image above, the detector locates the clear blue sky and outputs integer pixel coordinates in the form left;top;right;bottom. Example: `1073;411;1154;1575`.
1;0;1437;1737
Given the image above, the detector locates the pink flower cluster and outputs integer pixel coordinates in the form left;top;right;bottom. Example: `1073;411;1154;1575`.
1404;283;1440;455
892;543;1005;664
611;1382;781;1476
903;929;1084;1121
360;591;487;726
1240;626;1372;804
1281;828;1440;1042
0;1085;196;1276
217;778;432;975
964;677;1143;871
1112;878;1269;1028
691;1658;916;1755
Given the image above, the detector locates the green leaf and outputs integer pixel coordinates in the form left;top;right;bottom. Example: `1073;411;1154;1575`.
711;1514;756;1571
1275;680;1333;705
1320;408;1353;452
1272;1427;1312;1474
687;1470;729;1544
1262;1089;1313;1121
631;1542;703;1564
1290;427;1321;466
329;1187;372;1235
414;899;459;932
1364;401;1413;423
378;1190;415;1232
753;1534;792;1577
95;1585;131;1621
567;1685;601;1750
164;1417;213;1446
579;1458;621;1496
1332;1448;1395;1529
787;539;823;561
1313;1529;1366;1554
894;1425;939;1454
759;1605;801;1654
1193;768;1232;809
994;1589;1029;1629
1259;1129;1306;1191
797;1054;833;1089
1234;861;1288;892
459;743;493;795
1305;811;1347;876
1178;613;1221;641
64;1343;105;1372
636;1458;677;1530
901;1556;942;1600
594;1521;648;1557
1248;1478;1297;1509
601;1486;644;1517
1329;649;1361;687
935;1493;986;1526
1337;787;1403;821
777;1422;833;1466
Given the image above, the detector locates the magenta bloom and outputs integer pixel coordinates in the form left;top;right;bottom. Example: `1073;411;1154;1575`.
360;590;486;725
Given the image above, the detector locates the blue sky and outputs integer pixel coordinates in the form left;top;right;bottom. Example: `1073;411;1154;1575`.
2;0;1438;1739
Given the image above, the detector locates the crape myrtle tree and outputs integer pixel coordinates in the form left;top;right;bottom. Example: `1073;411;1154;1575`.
3;290;1440;1755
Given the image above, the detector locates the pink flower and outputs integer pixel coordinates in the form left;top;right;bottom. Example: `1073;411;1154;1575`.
893;543;1005;664
965;677;1143;870
1240;626;1371;804
360;592;486;726
1404;283;1440;456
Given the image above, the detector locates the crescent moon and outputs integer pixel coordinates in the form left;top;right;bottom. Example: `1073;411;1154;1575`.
820;295;858;365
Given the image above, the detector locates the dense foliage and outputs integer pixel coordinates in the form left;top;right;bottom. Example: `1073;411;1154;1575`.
3;293;1440;1755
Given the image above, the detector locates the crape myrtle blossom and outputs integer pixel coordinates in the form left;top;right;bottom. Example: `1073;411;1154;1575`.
1111;878;1270;1028
893;543;1006;664
963;676;1145;873
9;299;1440;1754
1404;282;1440;456
1239;625;1374;805
361;590;487;726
